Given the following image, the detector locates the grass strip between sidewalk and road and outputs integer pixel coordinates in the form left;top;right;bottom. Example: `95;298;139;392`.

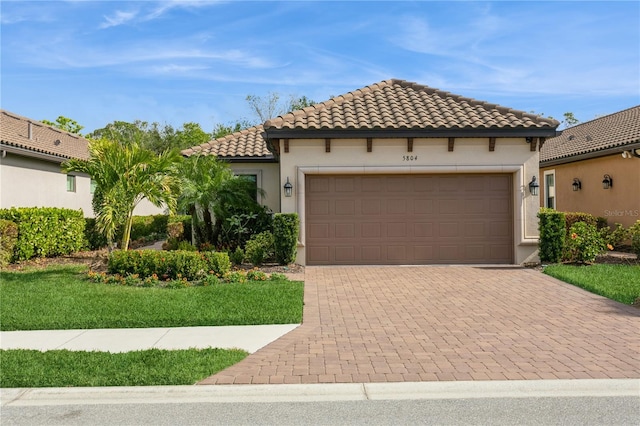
0;348;248;387
0;265;304;331
543;264;640;305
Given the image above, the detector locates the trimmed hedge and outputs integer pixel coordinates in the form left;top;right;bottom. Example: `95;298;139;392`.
538;208;566;263
273;213;299;265
108;249;231;281
0;207;86;260
0;219;18;266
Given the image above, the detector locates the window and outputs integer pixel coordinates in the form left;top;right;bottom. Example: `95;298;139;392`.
66;175;76;193
544;171;555;209
90;179;97;194
240;174;258;202
234;170;261;203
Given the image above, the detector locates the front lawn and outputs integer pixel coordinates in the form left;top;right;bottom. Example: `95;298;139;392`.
0;265;304;331
543;264;640;305
0;348;247;387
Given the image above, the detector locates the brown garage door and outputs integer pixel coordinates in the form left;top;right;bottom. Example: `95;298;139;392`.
306;174;513;265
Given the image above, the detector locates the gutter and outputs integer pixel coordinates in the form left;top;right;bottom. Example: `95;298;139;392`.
0;143;73;164
540;141;640;167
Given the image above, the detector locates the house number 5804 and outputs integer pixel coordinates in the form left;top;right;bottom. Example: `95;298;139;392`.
403;155;418;161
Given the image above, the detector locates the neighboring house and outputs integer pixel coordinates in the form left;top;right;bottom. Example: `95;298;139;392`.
185;79;558;265
0;109;163;217
539;106;640;228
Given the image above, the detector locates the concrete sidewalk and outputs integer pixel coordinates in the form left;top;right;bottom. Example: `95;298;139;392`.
0;324;299;354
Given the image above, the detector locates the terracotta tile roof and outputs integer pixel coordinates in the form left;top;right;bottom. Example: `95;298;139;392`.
183;79;559;158
265;79;559;131
540;105;640;164
181;124;273;158
0;109;90;161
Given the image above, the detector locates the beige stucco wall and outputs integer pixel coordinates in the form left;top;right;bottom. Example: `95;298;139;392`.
1;153;165;217
229;162;281;213
540;154;640;228
278;137;541;265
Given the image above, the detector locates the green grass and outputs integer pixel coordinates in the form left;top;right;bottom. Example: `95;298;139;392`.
543;264;640;305
0;348;247;387
0;265;303;331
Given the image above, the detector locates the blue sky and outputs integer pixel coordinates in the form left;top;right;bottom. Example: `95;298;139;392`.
2;1;639;134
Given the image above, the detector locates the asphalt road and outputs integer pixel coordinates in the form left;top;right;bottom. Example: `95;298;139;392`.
2;396;639;425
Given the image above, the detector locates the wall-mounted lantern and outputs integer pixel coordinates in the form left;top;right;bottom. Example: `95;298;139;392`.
602;174;613;190
528;176;539;196
283;177;293;197
572;178;581;191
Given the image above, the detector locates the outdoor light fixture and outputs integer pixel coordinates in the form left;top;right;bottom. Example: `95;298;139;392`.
602;174;613;189
283;177;293;197
528;176;539;196
572;178;582;191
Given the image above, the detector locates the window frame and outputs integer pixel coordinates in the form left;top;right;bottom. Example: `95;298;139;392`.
66;175;76;193
543;170;555;209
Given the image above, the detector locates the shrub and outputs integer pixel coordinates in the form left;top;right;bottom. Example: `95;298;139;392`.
245;231;275;266
129;215;169;241
201;251;231;276
109;250;201;281
176;241;197;251
0;219;18;266
84;218;108;250
0;207;87;260
269;272;289;281
166;221;184;240
564;222;607;263
537;208;566;264
247;269;268;281
229;247;244;265
629;220;640;256
564;212;597;231
224;270;247;284
273;213;299;265
600;223;629;249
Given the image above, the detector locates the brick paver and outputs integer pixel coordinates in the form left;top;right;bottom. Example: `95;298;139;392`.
199;266;640;385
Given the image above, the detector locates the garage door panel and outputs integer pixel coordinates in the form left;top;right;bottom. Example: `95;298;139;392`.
335;223;355;238
362;199;381;215
362;177;383;191
362;246;382;261
387;222;407;237
414;222;434;237
335;247;355;262
308;223;330;239
335;200;355;215
306;174;512;265
387;199;407;214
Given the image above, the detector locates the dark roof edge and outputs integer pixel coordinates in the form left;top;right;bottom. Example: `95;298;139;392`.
0;142;70;163
557;104;640;131
540;141;640;167
217;156;278;163
265;127;558;139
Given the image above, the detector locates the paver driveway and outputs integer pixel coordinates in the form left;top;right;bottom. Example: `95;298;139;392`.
200;266;640;385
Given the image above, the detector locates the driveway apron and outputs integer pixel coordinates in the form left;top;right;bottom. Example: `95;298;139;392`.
199;266;640;385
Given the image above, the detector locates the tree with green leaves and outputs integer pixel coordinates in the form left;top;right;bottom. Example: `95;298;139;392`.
42;116;84;135
176;154;262;247
62;138;181;250
87;120;213;154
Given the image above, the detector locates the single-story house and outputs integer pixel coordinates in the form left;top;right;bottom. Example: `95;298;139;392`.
0;109;163;217
539;106;640;228
184;79;559;265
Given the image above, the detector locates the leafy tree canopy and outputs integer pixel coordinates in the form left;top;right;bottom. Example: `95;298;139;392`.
41;116;84;135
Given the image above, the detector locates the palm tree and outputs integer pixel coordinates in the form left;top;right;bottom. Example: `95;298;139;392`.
63;138;181;250
177;154;262;247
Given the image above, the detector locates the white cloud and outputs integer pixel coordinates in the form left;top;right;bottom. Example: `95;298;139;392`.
99;10;139;29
